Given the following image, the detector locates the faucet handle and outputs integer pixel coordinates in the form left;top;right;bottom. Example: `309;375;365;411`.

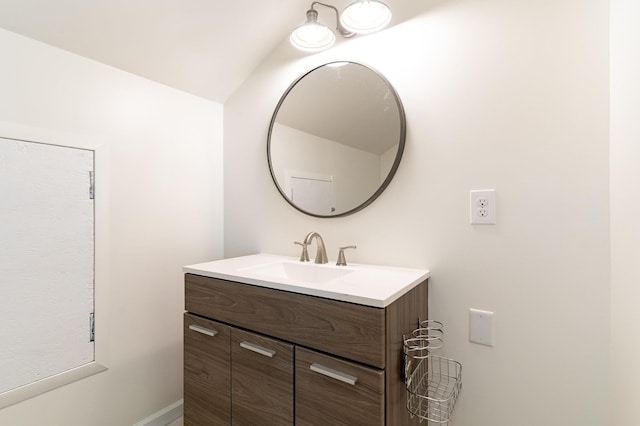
336;245;357;266
294;241;310;262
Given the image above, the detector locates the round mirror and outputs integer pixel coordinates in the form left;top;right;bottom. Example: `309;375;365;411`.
267;61;406;217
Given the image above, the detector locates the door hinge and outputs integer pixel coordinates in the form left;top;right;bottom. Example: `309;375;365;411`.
89;312;95;342
89;171;95;200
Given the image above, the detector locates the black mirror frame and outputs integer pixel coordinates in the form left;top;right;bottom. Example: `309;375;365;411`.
267;61;406;218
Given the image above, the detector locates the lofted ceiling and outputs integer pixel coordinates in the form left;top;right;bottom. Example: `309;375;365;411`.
275;62;402;155
0;0;313;103
0;0;421;152
0;1;426;104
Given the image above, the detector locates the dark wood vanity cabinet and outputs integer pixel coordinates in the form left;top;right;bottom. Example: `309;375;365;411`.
295;347;384;426
184;273;428;425
231;328;294;425
184;314;294;426
183;314;231;425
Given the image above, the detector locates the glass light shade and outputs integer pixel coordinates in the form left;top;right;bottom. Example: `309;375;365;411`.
290;22;336;52
340;0;392;34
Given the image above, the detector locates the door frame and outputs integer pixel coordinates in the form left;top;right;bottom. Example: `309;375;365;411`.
0;121;109;409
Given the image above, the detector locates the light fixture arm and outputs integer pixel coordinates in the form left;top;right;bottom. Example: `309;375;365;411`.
310;1;355;38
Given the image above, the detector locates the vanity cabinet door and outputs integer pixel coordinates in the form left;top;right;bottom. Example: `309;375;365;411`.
295;347;384;426
231;328;294;425
184;313;231;426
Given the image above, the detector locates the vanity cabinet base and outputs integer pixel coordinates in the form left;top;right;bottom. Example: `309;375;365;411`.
184;274;428;425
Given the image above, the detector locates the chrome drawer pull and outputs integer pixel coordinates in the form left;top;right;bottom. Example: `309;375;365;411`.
188;324;218;337
310;363;358;386
240;341;276;358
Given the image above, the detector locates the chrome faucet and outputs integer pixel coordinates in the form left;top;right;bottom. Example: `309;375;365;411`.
303;232;328;264
336;245;356;266
293;241;310;262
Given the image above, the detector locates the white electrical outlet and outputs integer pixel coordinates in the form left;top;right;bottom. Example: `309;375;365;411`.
470;189;496;224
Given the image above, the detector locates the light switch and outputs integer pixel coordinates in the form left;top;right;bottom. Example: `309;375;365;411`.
469;308;494;346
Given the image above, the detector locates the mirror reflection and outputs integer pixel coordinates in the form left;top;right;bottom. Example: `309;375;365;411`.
268;61;406;217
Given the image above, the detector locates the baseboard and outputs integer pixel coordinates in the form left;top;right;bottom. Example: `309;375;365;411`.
132;399;183;426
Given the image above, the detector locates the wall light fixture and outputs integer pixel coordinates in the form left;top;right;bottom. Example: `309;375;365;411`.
290;1;392;52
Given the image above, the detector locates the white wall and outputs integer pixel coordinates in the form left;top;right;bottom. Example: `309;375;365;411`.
611;0;640;424
224;1;610;425
0;28;223;425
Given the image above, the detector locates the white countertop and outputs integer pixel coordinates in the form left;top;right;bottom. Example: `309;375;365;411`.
183;253;430;308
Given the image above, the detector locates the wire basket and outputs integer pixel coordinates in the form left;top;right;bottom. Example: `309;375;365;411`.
403;320;462;424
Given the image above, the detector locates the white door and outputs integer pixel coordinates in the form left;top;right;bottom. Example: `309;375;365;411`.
290;176;334;215
0;137;95;394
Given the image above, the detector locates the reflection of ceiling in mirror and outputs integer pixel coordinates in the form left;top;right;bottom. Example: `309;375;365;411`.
275;63;401;156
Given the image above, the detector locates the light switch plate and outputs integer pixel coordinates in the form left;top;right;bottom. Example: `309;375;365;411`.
469;308;494;346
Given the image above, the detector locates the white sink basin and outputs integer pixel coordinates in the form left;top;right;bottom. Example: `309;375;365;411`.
241;261;354;284
183;253;430;308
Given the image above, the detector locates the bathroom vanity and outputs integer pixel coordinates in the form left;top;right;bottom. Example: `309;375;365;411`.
183;254;429;425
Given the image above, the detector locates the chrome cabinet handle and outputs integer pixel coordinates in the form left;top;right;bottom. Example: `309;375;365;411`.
310;363;358;385
188;324;218;337
240;341;276;358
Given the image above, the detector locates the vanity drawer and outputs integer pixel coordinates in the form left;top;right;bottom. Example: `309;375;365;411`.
183;314;231;426
295;347;384;426
185;273;386;368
